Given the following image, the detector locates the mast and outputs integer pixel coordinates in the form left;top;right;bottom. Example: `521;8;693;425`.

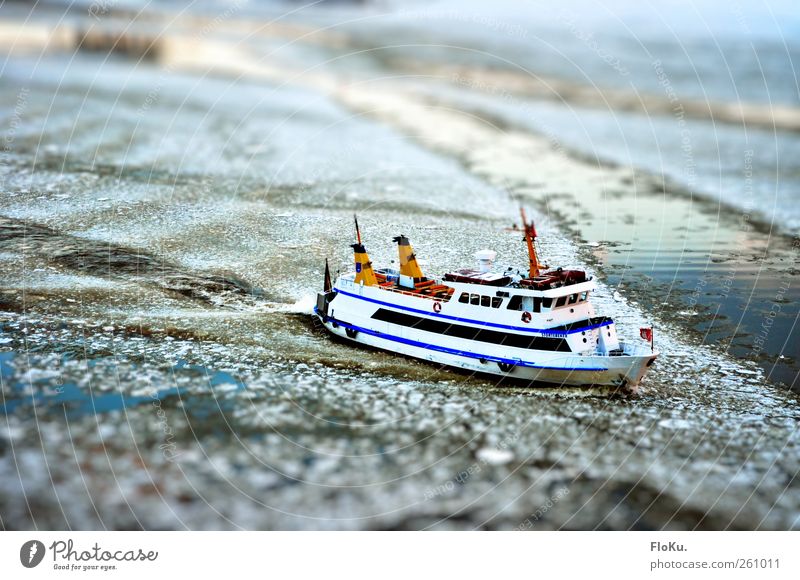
351;215;377;286
520;207;542;278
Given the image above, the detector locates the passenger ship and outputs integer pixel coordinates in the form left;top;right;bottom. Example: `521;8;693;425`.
315;211;657;390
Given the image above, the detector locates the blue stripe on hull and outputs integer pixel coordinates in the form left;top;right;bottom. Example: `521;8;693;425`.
333;288;612;336
316;309;608;372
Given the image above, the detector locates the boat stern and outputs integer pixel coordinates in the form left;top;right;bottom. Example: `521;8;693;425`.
315;290;336;320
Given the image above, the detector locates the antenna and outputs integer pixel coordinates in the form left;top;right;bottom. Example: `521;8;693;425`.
354;214;362;245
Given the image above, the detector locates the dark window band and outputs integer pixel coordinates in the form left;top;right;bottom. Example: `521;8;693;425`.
546;316;613;332
371;309;571;352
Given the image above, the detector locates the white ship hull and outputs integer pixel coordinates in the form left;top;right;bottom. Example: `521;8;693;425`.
315;279;657;390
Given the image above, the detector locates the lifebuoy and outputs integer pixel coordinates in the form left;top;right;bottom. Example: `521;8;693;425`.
433;302;442;313
521;311;532;323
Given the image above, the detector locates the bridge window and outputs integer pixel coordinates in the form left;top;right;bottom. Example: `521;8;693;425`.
542;297;553;309
569;293;579;304
533;296;542;313
458;292;469;303
580;291;589;301
555;296;567;308
481;295;491;307
507;295;523;310
470;294;480;305
491;297;503;308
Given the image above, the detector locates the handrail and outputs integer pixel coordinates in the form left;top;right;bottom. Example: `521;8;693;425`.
374;280;453;302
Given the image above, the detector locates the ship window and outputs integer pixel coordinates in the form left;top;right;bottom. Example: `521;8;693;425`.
507;295;523;310
481;295;491;307
580;291;588;301
533;296;542;313
470;294;480;305
555;296;567;308
542;297;553;309
569;293;579;304
491;297;503;308
458;292;469;303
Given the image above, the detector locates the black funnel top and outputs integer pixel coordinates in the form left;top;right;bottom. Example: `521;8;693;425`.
392;235;410;245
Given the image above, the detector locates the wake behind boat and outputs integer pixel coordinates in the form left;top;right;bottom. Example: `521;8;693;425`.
315;212;657;390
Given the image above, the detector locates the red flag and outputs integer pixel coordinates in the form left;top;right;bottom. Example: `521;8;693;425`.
640;327;653;342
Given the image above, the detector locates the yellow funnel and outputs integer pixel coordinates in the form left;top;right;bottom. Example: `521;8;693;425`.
393;235;425;280
351;243;377;286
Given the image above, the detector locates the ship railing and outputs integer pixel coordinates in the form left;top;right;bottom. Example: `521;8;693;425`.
590;341;653;357
338;275;451;301
374;279;453;301
619;341;655;356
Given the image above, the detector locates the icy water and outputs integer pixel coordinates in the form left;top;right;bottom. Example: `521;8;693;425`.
403;85;800;386
1;2;799;530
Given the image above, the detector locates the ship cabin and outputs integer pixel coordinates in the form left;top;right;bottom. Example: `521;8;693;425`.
447;269;594;318
368;261;598;327
364;241;598;328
